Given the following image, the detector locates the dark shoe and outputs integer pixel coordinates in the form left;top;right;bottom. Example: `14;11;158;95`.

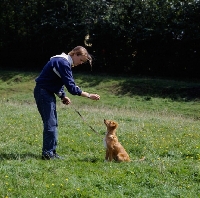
42;153;64;160
42;154;53;160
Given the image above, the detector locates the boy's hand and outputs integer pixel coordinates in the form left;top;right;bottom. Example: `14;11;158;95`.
62;97;71;105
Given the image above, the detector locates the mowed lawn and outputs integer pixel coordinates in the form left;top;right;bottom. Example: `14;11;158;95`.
0;70;200;198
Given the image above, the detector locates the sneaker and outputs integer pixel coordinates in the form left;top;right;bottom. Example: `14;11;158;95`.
42;153;64;160
42;154;54;160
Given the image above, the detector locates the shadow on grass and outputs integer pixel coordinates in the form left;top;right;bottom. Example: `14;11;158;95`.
1;70;200;101
76;73;200;101
0;153;40;160
117;80;200;101
80;157;101;163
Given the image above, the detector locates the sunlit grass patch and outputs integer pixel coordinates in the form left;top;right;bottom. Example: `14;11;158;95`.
0;70;200;197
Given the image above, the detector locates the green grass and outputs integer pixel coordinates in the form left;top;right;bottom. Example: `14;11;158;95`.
0;70;200;197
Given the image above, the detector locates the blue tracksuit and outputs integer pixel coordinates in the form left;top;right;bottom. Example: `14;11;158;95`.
35;53;82;97
34;53;82;157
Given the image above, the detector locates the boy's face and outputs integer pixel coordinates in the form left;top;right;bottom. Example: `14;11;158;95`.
72;54;88;66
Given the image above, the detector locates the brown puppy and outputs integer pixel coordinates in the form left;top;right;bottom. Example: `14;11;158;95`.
104;119;130;162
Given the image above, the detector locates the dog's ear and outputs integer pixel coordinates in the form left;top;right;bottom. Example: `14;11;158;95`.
110;121;118;129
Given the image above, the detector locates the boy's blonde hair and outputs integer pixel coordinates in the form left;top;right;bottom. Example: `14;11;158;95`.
68;46;92;66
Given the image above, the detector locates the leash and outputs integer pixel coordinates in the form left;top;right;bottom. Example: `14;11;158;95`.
71;106;100;136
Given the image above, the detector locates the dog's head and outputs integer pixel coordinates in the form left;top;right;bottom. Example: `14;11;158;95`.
104;119;118;130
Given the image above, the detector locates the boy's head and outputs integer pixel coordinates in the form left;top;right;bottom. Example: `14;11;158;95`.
68;46;92;67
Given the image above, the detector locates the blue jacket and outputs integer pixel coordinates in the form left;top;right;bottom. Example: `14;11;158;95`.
35;53;82;98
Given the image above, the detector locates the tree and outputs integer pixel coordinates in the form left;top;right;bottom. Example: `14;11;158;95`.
0;0;200;77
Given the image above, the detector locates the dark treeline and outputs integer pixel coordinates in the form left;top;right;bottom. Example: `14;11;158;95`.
0;0;200;77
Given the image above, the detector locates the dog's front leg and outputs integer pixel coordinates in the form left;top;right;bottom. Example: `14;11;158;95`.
105;149;109;161
108;150;113;162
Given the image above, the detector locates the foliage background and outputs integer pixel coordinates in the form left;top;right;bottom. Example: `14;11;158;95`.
0;0;200;77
